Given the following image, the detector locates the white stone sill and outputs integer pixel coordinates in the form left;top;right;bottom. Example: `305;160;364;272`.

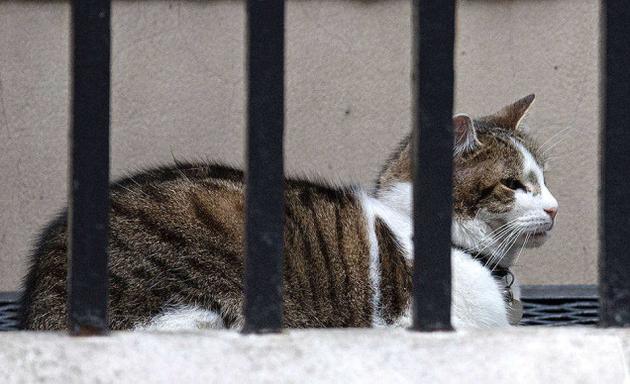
1;327;629;384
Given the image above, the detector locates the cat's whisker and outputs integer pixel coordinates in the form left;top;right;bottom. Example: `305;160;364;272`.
490;228;526;271
481;229;517;267
464;218;521;251
485;231;516;268
539;125;574;152
542;136;572;157
473;228;517;257
468;220;522;255
456;212;519;254
468;228;515;259
512;232;531;267
542;130;576;156
544;145;579;162
487;228;524;271
486;226;524;269
485;218;522;236
469;229;518;262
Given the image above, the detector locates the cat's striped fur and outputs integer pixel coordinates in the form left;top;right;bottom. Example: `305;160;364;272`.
21;95;558;330
21;165;390;329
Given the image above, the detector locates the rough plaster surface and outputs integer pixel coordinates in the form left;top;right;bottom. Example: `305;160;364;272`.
0;0;600;290
0;328;628;383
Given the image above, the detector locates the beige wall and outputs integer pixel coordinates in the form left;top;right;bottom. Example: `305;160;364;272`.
0;0;600;291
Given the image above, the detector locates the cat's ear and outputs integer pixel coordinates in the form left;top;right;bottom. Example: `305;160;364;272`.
485;94;535;131
453;114;478;155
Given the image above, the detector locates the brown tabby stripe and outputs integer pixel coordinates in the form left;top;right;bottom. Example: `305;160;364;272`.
375;218;411;325
284;207;321;316
334;206;352;308
305;190;340;315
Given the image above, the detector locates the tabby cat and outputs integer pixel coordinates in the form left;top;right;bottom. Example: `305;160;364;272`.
20;94;558;330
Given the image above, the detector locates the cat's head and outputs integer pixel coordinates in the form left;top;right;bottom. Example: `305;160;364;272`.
376;94;558;267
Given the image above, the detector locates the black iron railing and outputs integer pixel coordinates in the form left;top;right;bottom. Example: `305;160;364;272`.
60;0;630;335
411;0;454;331
600;0;630;327
243;0;285;333
68;0;111;335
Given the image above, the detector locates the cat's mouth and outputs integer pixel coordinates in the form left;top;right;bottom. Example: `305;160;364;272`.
529;231;548;241
529;229;548;237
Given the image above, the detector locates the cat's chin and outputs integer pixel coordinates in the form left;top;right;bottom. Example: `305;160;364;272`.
522;231;550;248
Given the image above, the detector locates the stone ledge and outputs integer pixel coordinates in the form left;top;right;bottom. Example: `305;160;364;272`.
1;327;629;383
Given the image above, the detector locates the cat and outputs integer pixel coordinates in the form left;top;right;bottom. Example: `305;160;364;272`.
20;94;558;330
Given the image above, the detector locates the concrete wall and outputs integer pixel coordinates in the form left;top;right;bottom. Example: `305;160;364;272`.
0;0;600;291
2;328;629;383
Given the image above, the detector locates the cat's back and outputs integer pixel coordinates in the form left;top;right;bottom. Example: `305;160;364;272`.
21;162;374;330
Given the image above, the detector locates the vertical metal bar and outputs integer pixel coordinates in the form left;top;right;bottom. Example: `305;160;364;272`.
243;0;285;333
600;0;630;327
411;0;455;331
68;0;111;335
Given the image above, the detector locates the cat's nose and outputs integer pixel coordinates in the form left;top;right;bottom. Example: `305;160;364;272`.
544;207;558;220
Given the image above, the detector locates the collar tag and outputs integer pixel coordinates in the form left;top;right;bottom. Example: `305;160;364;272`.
507;299;523;325
498;269;522;325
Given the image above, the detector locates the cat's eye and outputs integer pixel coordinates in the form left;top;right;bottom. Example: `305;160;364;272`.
501;178;526;191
